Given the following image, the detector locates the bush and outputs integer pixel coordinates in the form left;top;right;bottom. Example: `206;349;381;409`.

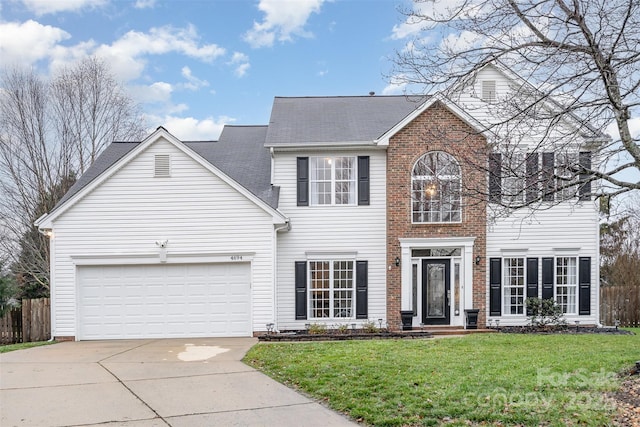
526;297;567;329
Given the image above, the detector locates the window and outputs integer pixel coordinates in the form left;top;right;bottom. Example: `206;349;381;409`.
309;260;354;318
503;258;525;315
556;257;577;314
482;80;496;102
555;152;579;201
412;152;462;223
310;157;356;205
502;154;526;205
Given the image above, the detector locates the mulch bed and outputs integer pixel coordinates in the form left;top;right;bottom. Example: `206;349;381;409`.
498;326;634;335
609;374;640;426
258;330;433;341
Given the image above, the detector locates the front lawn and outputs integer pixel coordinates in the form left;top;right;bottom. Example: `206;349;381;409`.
245;330;639;426
0;341;55;353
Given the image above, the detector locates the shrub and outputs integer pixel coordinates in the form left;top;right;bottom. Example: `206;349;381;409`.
360;320;379;333
307;323;327;334
525;297;567;329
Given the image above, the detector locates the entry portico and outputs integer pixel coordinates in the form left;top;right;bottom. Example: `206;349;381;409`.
400;237;476;328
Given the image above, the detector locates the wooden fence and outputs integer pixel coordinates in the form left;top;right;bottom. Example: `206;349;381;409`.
600;286;640;327
0;298;51;344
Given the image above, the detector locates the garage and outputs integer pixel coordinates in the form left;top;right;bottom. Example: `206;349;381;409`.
77;262;251;340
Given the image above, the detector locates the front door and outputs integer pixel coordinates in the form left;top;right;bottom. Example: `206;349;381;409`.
422;259;450;325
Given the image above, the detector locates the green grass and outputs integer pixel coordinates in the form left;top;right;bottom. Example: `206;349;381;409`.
245;330;640;426
0;341;55;353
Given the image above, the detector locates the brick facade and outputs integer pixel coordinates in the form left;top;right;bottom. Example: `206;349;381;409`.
386;101;488;329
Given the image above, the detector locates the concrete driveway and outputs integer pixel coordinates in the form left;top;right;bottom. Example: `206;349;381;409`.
0;338;358;426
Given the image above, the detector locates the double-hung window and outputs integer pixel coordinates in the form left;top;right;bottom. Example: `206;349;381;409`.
310;157;356;205
556;257;577;314
309;260;354;318
502;154;526;206
503;257;525;315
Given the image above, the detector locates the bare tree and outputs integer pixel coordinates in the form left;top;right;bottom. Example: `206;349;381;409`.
391;0;639;209
0;57;146;297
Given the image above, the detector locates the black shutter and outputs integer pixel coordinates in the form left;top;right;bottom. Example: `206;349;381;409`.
357;156;370;206
295;261;307;320
355;261;368;319
526;153;539;203
297;157;309;206
541;257;554;300
489;153;502;203
526;258;539;315
542;152;555;201
579;257;591;315
578;152;592;201
489;258;501;316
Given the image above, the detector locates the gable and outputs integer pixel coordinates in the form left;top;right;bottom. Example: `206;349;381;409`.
37;128;287;229
54;138;275;226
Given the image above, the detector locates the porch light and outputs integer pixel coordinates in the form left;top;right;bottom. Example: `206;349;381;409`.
395;257;401;267
475;256;481;265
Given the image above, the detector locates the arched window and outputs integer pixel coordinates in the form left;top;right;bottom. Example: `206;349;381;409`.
412;151;462;223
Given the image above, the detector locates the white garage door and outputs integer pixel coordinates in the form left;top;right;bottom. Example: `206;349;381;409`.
77;263;251;340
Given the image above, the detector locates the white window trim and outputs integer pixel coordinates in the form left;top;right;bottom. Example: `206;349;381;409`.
411;152;462;224
309;156;357;206
307;259;356;320
555;256;578;315
502;257;525;316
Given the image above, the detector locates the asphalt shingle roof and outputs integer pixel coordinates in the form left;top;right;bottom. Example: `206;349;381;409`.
264;95;426;146
52;95;428;214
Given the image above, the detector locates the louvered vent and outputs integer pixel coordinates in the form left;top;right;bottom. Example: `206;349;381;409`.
481;80;496;102
154;154;171;177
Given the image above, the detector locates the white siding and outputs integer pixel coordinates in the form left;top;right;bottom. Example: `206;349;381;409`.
50;137;276;337
273;149;387;330
487;201;600;325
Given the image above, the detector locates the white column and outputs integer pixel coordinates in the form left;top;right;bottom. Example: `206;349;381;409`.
400;245;412;311
463;243;474;310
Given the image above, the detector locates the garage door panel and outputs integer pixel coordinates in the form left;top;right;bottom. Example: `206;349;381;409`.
78;263;251;340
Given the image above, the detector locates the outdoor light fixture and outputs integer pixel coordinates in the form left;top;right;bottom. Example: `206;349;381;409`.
475;256;481;265
575;320;580;332
266;323;274;334
395;257;400;267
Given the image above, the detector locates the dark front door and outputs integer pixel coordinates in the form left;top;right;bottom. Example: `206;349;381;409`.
422;259;450;325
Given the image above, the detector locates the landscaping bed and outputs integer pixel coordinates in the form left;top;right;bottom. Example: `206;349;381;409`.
258;330;433;342
498;325;634;335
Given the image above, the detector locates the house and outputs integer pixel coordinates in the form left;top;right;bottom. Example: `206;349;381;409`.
36;64;604;340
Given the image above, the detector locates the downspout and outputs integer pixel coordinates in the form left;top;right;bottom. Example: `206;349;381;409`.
273;220;291;333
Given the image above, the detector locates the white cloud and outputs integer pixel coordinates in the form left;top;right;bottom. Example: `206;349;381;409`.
228;52;250;77
134;0;156;9
390;0;482;40
180;66;210;90
92;25;225;81
129;81;173;104
382;74;408;95
243;0;325;48
20;0;107;15
0;20;71;67
151;115;235;140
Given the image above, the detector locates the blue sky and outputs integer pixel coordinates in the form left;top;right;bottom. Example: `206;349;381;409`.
1;0;418;140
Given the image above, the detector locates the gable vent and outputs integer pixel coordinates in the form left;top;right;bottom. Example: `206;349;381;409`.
154;154;171;177
482;80;496;102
